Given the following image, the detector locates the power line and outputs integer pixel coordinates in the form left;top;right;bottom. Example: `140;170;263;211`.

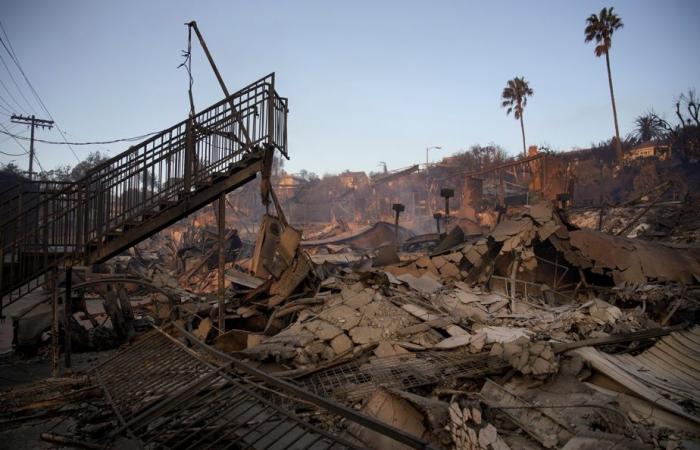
0;21;19;64
0;149;27;156
0;51;36;114
0;31;80;162
0;128;162;145
0;121;28;153
0;97;13;114
0;76;25;112
32;152;44;172
0;123;23;144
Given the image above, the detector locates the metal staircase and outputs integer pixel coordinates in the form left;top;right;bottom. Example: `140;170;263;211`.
1;74;287;314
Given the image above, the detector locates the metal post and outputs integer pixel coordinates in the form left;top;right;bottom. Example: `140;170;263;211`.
51;266;59;377
433;212;442;234
498;172;505;207
184;119;194;193
218;193;225;336
392;203;405;250
64;266;72;371
425;146;441;215
0;248;4;320
187;21;252;147
440;188;454;221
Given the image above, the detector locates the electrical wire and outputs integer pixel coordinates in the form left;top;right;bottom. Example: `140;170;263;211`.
0;122;23;144
0;50;36;114
0;97;13;114
0;121;28;156
0;70;26;112
0;28;80;162
32;153;44;172
0;149;27;156
0;121;45;173
0;128;162;145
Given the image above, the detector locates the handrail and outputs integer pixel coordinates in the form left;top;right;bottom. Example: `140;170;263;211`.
1;74;287;305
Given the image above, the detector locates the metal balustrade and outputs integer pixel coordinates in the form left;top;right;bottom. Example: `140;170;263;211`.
1;73;287;311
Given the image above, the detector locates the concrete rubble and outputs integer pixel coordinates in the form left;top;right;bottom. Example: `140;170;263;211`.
2;198;700;450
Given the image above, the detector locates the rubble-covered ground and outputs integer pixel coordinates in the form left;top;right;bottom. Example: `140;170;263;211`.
2;198;699;450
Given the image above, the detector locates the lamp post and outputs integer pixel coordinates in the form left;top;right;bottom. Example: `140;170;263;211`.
425;145;442;214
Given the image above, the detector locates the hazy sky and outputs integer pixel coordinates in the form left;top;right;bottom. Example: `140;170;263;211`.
0;1;698;175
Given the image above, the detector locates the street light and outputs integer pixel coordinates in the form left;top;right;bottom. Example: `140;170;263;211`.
425;145;442;171
425;145;442;215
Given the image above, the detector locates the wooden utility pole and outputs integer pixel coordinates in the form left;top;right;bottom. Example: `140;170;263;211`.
10;114;54;181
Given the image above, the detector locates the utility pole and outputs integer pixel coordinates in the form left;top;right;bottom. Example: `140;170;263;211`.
11;114;54;181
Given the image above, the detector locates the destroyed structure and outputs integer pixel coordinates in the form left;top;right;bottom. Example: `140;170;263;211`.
2;27;700;450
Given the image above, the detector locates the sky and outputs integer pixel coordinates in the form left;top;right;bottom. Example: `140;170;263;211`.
0;0;698;176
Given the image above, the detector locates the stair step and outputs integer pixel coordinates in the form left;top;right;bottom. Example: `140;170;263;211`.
194;178;214;189
158;200;177;211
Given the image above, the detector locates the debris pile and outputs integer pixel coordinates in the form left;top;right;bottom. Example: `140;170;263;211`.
3;200;700;449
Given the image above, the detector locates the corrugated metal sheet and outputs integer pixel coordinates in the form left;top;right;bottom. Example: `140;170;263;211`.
573;326;700;425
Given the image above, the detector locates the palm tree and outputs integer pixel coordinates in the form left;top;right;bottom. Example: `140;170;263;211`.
585;7;624;161
501;77;534;157
633;112;667;143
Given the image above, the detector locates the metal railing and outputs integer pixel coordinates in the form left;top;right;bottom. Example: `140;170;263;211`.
1;73;287;307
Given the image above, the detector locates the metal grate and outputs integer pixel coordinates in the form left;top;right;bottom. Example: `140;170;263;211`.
93;327;359;450
299;350;509;401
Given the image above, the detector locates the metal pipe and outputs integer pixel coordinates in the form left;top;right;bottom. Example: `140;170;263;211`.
218;193;226;335
64;266;72;371
51;266;59;377
392;203;405;250
187;21;252;147
433;212;442;234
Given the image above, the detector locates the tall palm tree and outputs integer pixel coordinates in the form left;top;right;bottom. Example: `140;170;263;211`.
633;112;667;143
585;7;624;161
501;77;534;157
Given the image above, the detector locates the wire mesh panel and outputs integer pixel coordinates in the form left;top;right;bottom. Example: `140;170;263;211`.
93;327;360;450
299;350;509;401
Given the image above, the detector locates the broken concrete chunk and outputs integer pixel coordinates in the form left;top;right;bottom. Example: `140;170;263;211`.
435;334;471;349
304;319;343;341
396;273;443;294
373;341;408;358
318;304;361;330
348;390;427;450
329;333;353;355
589;298;622;325
468;331;486;353
430;255;448;270
444;324;470;336
349;326;383;344
401;303;441;322
343;289;374;309
439;262;461;279
453;289;480;304
193;318;212;340
527;202;554;223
